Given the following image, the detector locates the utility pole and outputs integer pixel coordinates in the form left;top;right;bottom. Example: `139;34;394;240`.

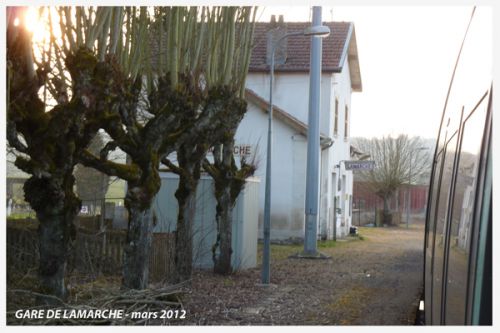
304;6;323;255
261;15;330;282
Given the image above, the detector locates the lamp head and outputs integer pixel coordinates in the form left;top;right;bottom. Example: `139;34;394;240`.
303;25;330;37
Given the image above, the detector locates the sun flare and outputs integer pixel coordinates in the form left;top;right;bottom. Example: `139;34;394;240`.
23;7;48;44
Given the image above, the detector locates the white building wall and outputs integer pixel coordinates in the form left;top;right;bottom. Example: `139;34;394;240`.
235;102;309;239
237;54;356;240
319;147;332;239
150;173;260;270
328;56;354;237
246;73;333;136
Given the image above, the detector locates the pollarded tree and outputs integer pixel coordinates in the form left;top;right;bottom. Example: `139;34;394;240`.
203;138;256;275
78;6;254;288
352;135;431;225
6;6;136;301
160;6;257;281
75;6;208;289
200;8;257;274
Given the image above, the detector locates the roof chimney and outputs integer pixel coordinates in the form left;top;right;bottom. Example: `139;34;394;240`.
270;15;276;26
266;15;288;66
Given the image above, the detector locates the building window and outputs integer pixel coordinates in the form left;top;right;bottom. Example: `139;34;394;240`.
334;98;339;135
344;105;349;139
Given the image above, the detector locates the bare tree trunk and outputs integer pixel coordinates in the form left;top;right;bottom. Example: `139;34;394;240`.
206;139;255;275
122;194;154;289
121;163;160;289
24;174;80;303
173;170;198;282
383;195;391;226
211;141;237;275
213;186;233;274
168;144;206;283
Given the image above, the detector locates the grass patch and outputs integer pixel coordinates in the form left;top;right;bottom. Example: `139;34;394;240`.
318;240;338;248
222;278;236;287
256;243;302;263
356;226;389;239
7;213;36;220
325;285;377;324
348;233;365;241
270;244;302;261
257;235;367;263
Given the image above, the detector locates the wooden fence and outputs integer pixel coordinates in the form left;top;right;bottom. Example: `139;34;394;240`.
6;226;39;275
6;224;175;283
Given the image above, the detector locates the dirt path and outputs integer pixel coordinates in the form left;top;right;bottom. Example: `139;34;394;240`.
176;223;425;325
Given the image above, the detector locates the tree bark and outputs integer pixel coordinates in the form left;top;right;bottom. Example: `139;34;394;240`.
207;140;255;275
213;186;233;274
23;174;80;303
122;197;154;289
121;162;160;289
200;96;254;275
383;195;391;226
173;170;198;283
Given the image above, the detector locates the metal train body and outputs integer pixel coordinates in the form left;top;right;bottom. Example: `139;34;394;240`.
422;7;492;325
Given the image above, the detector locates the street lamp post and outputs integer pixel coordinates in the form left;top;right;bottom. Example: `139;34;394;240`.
406;147;428;228
261;21;330;284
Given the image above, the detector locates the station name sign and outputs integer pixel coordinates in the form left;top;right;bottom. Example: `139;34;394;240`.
207;144;252;156
344;160;375;170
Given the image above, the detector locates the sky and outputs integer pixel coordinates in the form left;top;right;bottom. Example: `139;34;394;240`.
2;3;494;142
256;5;493;139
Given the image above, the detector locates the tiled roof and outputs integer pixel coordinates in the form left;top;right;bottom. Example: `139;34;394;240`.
249;21;352;73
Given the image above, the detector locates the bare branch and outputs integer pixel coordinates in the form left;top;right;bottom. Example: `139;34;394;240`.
79;149;141;182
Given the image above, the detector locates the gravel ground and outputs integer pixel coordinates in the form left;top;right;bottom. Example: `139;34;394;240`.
175;222;425;325
6;222;424;326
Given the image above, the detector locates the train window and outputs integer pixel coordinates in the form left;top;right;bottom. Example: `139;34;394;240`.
424;149;443;322
426;150;444;249
443;98;488;324
431;132;458;324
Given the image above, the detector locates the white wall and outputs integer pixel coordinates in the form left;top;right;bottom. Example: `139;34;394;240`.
237;54;356;240
246;73;333;136
235;101;309;239
325;56;354;238
152;173;260;270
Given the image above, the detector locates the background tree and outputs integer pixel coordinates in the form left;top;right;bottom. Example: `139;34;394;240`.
352;135;431;225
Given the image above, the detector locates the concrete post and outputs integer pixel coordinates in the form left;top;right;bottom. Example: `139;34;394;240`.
304;6;323;254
